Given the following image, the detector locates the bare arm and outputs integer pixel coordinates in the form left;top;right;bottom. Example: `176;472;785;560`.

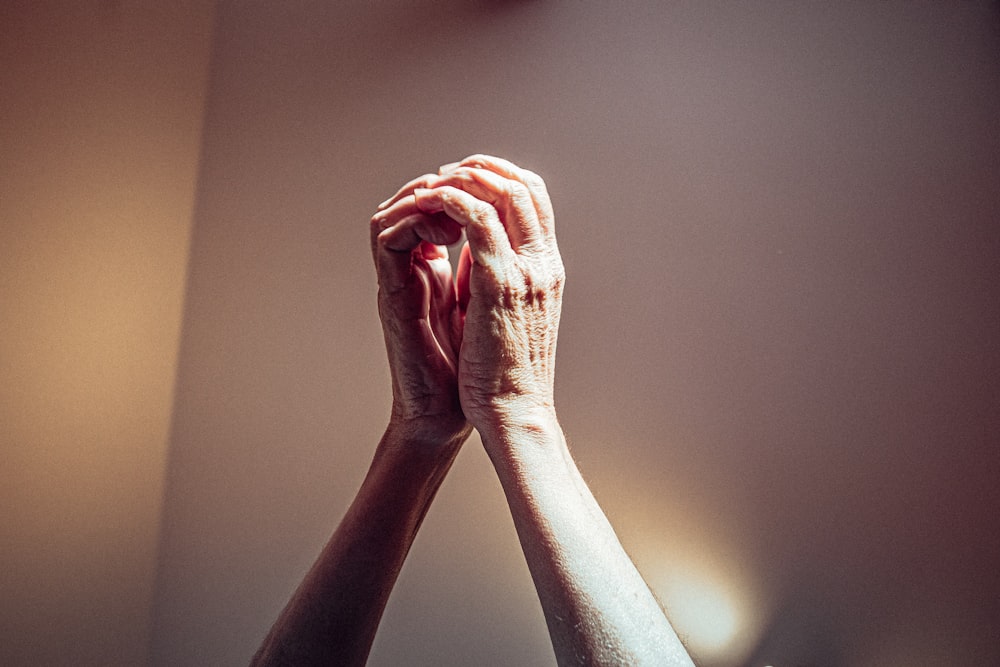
251;426;464;665
477;418;694;665
251;178;472;665
388;155;696;666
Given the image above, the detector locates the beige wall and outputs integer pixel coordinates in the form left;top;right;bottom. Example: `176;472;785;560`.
0;3;214;665
151;2;1000;666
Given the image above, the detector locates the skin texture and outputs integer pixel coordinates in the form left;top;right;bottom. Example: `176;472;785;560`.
252;156;695;666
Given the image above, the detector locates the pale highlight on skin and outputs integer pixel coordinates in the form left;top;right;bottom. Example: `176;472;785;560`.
252;155;695;666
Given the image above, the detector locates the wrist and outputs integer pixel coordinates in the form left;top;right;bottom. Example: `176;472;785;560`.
378;418;471;469
387;404;470;445
474;403;563;459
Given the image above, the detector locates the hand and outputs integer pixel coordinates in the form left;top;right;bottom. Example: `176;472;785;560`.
382;155;565;434
369;190;471;446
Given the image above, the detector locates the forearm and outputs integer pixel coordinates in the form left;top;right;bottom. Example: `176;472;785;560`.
372;154;691;662
252;425;465;666
480;412;694;667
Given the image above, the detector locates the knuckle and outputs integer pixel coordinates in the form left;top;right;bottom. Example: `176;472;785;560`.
505;181;533;206
549;256;565;281
522;169;546;190
520;258;564;296
372;231;390;254
552;267;566;293
471;200;499;225
542;261;565;290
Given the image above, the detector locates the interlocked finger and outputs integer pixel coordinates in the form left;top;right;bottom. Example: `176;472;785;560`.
413;186;513;274
441;154;555;239
371;195;462;291
419;167;542;250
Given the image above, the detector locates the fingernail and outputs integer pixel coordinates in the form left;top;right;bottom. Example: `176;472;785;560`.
439;161;460;173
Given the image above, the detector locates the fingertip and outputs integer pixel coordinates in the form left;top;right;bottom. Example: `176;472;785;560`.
377;173;436;211
438;161;460;174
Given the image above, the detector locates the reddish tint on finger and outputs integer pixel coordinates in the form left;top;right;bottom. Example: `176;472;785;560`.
456;242;472;311
419;240;447;261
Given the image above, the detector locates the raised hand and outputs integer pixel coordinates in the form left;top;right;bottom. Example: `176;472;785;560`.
370;194;471;445
252;179;477;667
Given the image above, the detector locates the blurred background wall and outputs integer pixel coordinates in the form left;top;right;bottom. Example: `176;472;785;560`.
3;2;999;666
0;2;214;665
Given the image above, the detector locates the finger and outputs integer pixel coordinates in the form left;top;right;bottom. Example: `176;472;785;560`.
456;241;472;313
419;239;448;261
371;203;462;291
372;195;463;250
421;167;543;250
376;239;450;296
377;172;438;210
441;154;554;236
438;161;460;174
380;212;464;252
371;194;420;255
424;249;458;359
412;186;513;270
373;223;419;292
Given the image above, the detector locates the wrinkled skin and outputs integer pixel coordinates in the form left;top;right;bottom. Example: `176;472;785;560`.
372;154;565;436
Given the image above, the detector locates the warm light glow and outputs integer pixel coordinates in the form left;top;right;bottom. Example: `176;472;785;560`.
643;547;770;665
616;493;768;665
660;569;740;654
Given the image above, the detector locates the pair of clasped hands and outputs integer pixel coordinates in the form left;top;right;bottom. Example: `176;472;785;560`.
252;155;693;666
370;153;564;449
